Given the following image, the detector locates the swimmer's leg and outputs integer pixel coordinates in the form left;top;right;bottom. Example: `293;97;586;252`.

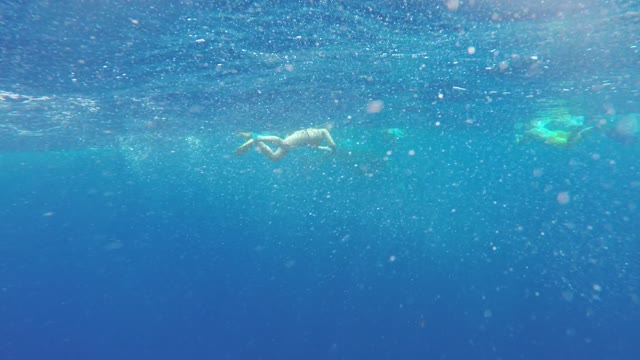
577;126;595;138
235;139;255;156
255;135;285;147
235;133;282;156
568;126;595;146
256;142;288;161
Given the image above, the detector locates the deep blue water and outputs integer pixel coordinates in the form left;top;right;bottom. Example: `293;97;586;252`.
2;1;640;359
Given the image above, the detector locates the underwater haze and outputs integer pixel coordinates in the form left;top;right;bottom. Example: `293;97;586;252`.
1;1;640;359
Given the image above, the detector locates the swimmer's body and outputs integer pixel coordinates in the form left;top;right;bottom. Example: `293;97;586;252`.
516;115;595;147
235;126;337;161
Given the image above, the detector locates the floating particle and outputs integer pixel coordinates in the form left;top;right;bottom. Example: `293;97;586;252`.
195;38;206;44
532;168;544;177
389;255;396;262
561;290;574;302
557;191;570;205
446;0;460;11
467;46;476;55
366;100;384;114
104;240;123;251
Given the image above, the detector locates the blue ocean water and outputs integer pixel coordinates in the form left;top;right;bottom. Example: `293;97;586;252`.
1;1;639;359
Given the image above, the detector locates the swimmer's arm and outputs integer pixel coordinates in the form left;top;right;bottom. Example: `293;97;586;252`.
321;129;337;153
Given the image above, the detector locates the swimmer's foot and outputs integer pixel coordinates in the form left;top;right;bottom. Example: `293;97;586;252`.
238;132;253;139
235;139;254;156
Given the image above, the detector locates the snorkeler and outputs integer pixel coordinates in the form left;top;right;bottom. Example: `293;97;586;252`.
515;110;595;147
521;121;594;147
235;126;337;161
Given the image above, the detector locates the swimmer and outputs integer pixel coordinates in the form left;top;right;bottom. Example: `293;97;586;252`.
517;113;595;147
520;124;594;147
235;125;337;161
